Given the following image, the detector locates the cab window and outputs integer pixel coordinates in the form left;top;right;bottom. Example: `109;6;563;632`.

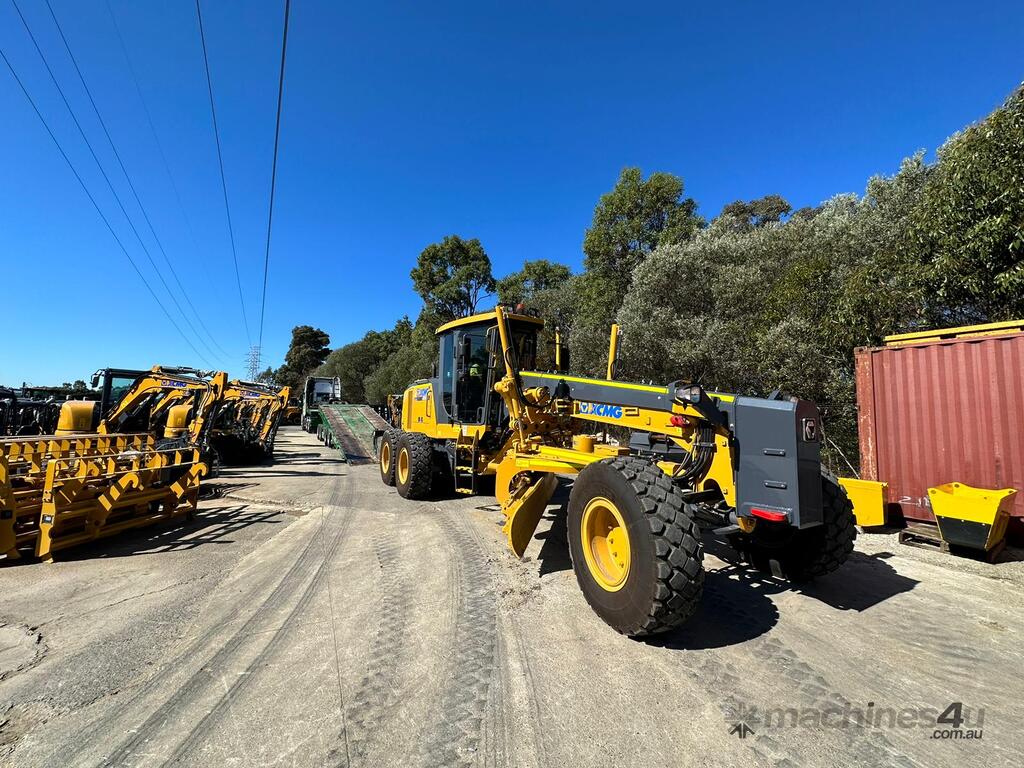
439;332;455;417
456;331;489;422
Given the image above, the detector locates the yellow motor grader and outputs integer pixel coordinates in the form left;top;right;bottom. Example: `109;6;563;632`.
376;306;855;636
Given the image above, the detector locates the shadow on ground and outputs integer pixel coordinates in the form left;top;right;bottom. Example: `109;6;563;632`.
55;504;285;561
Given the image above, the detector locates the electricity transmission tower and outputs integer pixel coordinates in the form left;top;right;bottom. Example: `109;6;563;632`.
246;346;262;381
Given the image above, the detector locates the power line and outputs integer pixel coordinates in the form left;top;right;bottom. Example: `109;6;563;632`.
102;0;232;361
9;0;213;367
257;0;292;359
0;45;208;363
194;0;251;346
44;0;228;363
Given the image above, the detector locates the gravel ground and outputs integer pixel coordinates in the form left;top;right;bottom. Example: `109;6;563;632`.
1;427;1021;767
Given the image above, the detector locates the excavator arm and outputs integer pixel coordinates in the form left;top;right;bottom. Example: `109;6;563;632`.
95;367;228;448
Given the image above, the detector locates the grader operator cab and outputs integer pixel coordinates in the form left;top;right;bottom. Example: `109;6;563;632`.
376;306;855;636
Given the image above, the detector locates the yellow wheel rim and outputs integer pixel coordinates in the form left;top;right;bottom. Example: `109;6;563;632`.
380;441;391;475
397;446;410;486
580;496;631;592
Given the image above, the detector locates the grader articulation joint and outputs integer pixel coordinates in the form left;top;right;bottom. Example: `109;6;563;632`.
375;305;856;636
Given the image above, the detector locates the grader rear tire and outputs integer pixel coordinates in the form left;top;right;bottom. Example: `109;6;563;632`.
567;457;704;637
396;432;434;500
379;428;399;486
736;471;856;583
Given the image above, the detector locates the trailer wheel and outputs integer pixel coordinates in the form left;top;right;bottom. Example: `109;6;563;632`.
379;428;399;486
567;457;704;637
737;471;856;582
396;432;433;500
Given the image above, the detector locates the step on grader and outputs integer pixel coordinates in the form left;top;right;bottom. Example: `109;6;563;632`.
375;306;856;636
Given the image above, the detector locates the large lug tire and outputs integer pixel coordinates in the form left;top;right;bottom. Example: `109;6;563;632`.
379;428;399;486
567;457;704;637
737;471;857;583
396;432;434;500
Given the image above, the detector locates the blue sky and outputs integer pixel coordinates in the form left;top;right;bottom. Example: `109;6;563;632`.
2;0;1022;386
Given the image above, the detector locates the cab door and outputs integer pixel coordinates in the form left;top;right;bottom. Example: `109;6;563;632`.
452;327;490;424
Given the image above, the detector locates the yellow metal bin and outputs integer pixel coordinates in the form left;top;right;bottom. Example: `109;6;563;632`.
839;478;888;528
928;483;1018;552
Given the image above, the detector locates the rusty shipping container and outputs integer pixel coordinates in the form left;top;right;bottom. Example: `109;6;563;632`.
855;321;1024;530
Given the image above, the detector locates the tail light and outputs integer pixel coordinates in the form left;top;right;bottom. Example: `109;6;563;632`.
750;507;789;523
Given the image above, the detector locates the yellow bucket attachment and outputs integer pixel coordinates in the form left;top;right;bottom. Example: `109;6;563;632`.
928;482;1018;551
838;478;888;527
501;472;558;558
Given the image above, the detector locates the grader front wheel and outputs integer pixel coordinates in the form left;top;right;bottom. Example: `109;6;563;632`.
567;457;704;637
395;432;434;500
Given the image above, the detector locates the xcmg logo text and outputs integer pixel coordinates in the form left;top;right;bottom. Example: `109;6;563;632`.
578;402;622;419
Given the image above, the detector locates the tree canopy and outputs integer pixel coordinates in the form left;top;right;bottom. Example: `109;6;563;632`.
582;167;702;294
273;325;331;390
271;82;1024;472
410;235;496;320
496;259;572;304
910;85;1024;322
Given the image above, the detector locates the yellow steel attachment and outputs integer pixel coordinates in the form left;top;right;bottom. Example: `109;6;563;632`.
397;446;410;486
606;323;620;380
500;469;558;558
1;434;203;562
928;482;1018;551
580;495;631;591
573;435;595;453
838;477;888;527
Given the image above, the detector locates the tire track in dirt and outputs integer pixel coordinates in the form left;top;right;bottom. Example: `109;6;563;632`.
747;634;921;768
653;572;921;767
417;509;502;768
650;573;811;768
157;480;359;766
338;515;416;765
48;471;345;763
58;471;355;767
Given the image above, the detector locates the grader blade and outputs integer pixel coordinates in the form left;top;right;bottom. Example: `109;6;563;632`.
501;472;558;558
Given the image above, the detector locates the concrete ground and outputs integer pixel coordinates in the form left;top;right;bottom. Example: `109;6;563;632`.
1;427;1021;767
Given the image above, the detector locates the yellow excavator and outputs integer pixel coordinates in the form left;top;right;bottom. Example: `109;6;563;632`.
376;305;855;636
56;366;228;454
1;367;223;561
211;380;291;463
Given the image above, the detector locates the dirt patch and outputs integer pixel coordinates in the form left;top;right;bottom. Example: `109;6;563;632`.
0;625;44;682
